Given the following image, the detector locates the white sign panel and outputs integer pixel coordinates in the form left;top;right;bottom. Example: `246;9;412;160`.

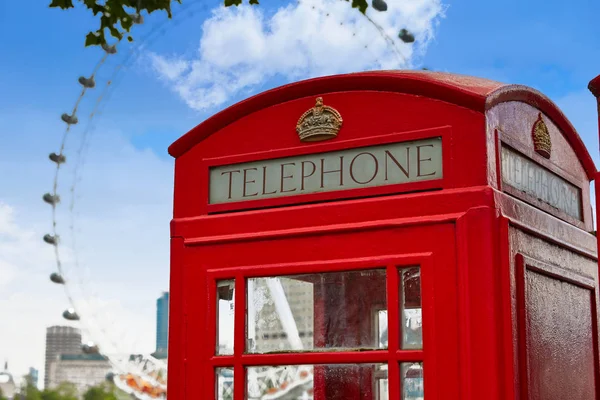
501;146;581;220
209;137;443;204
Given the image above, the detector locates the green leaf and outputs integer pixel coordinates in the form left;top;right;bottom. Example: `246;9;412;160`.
249;0;260;4
85;31;103;47
346;0;368;14
224;0;243;6
127;35;133;42
48;0;74;9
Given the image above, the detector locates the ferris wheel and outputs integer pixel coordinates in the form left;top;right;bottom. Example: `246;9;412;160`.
40;0;437;398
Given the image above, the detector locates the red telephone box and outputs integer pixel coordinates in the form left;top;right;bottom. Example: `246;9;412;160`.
167;71;600;400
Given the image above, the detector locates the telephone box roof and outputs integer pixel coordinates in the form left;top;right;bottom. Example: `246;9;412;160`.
169;70;596;179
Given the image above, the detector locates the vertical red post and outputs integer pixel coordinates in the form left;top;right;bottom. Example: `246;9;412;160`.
588;75;600;247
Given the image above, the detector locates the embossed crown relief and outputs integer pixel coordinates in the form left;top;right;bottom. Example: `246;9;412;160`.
296;97;343;142
532;113;552;159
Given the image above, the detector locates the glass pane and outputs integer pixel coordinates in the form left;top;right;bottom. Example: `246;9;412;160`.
216;367;234;400
246;363;388;399
401;362;424;400
399;267;422;349
217;280;235;355
247;269;387;353
377;310;388;348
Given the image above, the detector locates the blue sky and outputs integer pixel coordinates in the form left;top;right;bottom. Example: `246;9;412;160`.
0;0;599;386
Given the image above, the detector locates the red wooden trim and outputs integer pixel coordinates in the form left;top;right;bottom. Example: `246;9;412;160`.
486;85;597;180
592;286;600;400
515;254;529;400
505;217;597;260
206;276;219;399
211;356;235;367
455;212;473;400
420;254;438;399
207;277;218;357
185;213;463;246
204;126;450;167
589;75;600;98
387;264;401;400
394;350;425;362
230;351;389;366
202;127;452;214
167;237;185;400
387;265;400;352
519;254;596;290
494;128;503;189
168;71;499;158
206;253;432;280
498;216;517;400
207;179;445;214
233;274;246;400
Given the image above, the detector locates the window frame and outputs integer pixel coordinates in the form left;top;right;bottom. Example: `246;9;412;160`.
207;253;434;400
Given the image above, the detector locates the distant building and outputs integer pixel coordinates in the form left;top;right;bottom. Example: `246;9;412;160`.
156;292;169;355
47;354;111;396
28;367;39;389
252;278;314;353
0;362;17;399
44;326;82;389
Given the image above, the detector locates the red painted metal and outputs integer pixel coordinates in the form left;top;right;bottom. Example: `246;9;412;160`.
168;71;599;400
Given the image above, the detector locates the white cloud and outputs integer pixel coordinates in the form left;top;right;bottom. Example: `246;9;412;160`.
149;0;445;111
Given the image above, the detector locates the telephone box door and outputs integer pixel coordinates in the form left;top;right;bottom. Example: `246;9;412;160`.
186;220;462;400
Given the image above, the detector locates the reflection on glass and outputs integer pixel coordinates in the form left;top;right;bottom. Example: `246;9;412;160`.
246;364;388;400
375;363;389;400
377;310;388;348
247;269;387;354
401;363;424;400
399;268;422;349
215;367;233;400
217;280;235;355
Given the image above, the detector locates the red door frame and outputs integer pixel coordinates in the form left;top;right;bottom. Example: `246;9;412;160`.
185;219;460;400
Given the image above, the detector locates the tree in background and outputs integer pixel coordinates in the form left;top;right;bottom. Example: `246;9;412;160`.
48;0;391;48
0;387;7;400
40;383;78;400
83;383;118;400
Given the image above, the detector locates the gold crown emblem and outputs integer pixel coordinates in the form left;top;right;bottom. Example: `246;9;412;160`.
296;97;343;142
532;113;551;159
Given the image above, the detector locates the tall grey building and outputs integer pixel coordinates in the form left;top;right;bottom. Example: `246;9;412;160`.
44;326;81;389
156;292;169;355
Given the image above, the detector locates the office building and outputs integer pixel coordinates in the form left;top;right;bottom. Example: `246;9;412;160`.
47;354;111;396
156;292;169;355
44;326;82;389
28;367;39;389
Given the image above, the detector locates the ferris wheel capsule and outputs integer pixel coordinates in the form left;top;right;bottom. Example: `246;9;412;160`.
43;234;58;245
61;113;78;125
49;152;66;164
78;76;96;88
82;341;99;354
398;28;415;43
372;0;388;12
50;272;65;284
43;193;60;205
62;308;80;321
